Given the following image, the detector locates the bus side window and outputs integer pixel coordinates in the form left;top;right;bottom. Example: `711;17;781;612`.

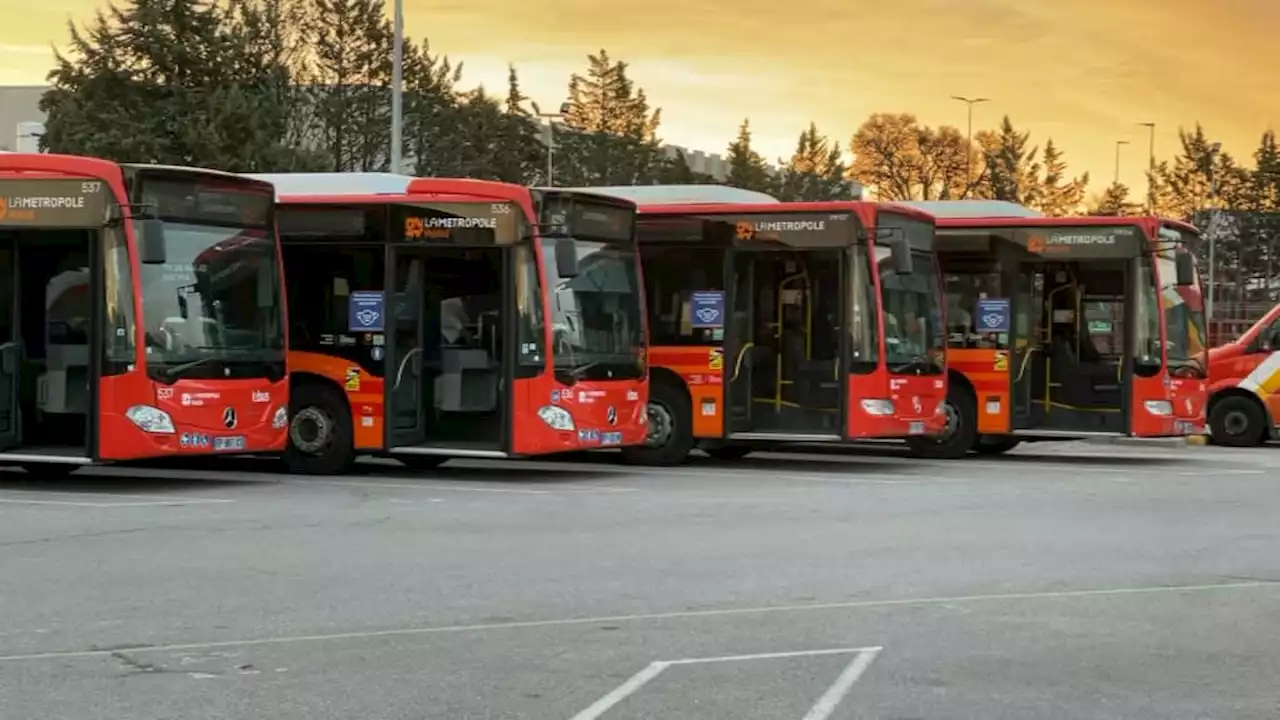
641;246;723;346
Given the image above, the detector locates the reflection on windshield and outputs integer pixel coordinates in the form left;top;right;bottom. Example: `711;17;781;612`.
1156;248;1207;377
542;237;645;381
875;247;944;374
140;222;285;381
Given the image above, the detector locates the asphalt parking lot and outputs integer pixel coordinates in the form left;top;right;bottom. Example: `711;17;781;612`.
1;442;1278;719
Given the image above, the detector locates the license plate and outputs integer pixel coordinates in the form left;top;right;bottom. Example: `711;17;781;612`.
908;421;925;436
213;436;246;451
1174;421;1197;435
601;432;623;446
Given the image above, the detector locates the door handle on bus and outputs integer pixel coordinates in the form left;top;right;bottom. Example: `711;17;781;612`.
0;342;17;374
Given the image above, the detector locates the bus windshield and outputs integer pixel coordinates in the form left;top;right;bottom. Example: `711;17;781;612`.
542;237;645;382
137;177;285;382
1155;228;1208;377
874;215;944;375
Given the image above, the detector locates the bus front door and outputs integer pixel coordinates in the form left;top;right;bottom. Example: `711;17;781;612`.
1018;262;1127;434
387;249;428;450
726;249;844;440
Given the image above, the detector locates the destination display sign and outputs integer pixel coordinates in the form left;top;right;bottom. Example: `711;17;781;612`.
540;196;633;242
1017;225;1143;258
140;176;273;228
729;212;857;248
397;201;520;244
0;178;110;228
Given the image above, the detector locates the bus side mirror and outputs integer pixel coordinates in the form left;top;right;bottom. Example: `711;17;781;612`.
138;219;167;265
1175;252;1195;286
891;236;914;275
554;239;580;278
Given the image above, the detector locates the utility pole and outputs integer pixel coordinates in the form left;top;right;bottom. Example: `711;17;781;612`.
389;0;404;173
1138;122;1155;211
951;96;990;196
1205;141;1223;325
1114;140;1130;185
538;102;572;186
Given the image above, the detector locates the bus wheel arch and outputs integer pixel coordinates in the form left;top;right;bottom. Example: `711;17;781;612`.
286;374;356;475
907;370;977;459
620;368;695;466
1207;389;1268;447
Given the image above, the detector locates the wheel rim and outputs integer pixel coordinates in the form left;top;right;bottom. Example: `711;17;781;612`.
645;401;673;448
290;407;332;454
1223;409;1250;437
932;401;960;443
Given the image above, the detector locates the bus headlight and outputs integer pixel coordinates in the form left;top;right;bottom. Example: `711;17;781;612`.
126;405;176;434
537;405;575;431
1143;400;1173;416
860;399;895;416
272;406;288;429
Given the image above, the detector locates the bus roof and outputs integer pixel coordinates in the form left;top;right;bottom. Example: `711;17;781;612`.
562;184;780;205
894;200;1044;218
931;213;1199;235
247;173;635;209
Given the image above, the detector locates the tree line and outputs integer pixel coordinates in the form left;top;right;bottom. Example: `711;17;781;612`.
38;0;1280;226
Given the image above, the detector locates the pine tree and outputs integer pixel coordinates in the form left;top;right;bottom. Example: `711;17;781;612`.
40;0;307;170
402;38;463;177
1091;182;1136;216
775;123;852;201
977;116;1042;205
725;119;773;192
658;149;717;184
556;50;663;185
306;0;396;172
494;65;547;184
1033;138;1088;216
1252;130;1280;212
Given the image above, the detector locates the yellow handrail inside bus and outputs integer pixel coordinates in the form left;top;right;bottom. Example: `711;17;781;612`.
730;342;755;382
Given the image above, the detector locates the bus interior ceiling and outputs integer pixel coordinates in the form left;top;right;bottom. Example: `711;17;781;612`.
396;246;504;449
2;229;93;454
731;249;843;434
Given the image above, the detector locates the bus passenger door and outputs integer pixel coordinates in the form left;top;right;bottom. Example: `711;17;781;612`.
1010;265;1041;427
725;251;755;434
0;239;18;451
386;249;427;448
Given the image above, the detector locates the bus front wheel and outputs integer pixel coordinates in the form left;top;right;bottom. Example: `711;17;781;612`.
620;381;695;467
906;389;977;460
285;383;356;475
1209;395;1267;448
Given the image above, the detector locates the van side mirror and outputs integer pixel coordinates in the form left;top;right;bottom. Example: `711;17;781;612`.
1174;252;1195;286
138;218;167;264
891;236;914;275
553;238;580;279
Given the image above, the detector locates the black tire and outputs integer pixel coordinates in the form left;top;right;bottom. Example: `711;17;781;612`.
397;455;447;472
973;435;1020;455
1208;395;1267;448
703;444;752;462
906;386;978;459
21;463;80;479
619;380;695;466
285;382;356;475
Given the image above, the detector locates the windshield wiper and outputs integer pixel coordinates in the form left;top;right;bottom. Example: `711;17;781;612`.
156;355;225;382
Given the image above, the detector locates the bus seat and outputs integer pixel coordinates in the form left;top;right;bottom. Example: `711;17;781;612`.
434;348;497;413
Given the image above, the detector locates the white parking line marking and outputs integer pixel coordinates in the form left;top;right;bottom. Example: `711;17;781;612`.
801;647;882;720
0;580;1271;663
0;496;232;508
568;646;882;720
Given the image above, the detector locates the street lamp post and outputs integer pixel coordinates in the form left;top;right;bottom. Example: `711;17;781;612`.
1114;140;1130;185
390;0;404;173
1138;122;1155;211
538;102;572;186
1205;141;1223;324
951;96;990;196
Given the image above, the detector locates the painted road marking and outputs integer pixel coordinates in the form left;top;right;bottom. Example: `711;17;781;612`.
0;492;232;508
567;646;882;720
0;579;1273;663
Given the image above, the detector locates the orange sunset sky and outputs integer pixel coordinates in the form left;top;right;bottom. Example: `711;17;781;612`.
2;0;1277;194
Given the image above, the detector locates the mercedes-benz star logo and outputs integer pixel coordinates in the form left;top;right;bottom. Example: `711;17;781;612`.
223;407;237;429
606;406;617;426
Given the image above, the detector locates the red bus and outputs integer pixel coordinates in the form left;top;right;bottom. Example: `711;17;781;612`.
1205;301;1280;446
249;173;649;474
574;186;948;465
902;201;1206;456
0;153;289;475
